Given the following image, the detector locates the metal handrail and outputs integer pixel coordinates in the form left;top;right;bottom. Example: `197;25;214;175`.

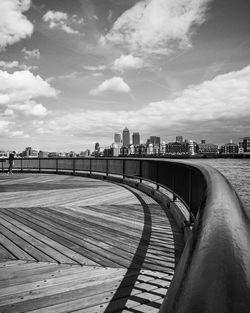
2;157;250;312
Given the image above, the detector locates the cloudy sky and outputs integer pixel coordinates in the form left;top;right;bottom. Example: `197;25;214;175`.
0;0;250;152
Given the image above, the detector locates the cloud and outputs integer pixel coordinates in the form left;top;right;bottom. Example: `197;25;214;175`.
39;65;250;143
22;48;40;59
0;60;38;71
0;0;33;50
83;65;107;71
8;101;48;117
42;10;83;34
113;54;144;72
90;77;131;95
102;0;212;56
0;70;58;105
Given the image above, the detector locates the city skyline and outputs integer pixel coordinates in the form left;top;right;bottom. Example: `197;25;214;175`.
0;0;250;151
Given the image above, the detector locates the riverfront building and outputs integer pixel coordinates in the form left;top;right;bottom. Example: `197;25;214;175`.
197;142;219;155
220;141;239;154
242;137;250;153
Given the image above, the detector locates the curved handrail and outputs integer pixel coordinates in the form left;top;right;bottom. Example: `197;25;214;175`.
159;162;250;313
1;157;250;311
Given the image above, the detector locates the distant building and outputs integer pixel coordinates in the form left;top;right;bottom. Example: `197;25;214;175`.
79;149;90;157
38;151;49;158
239;139;244;153
201;139;206;144
23;147;38;158
48;152;60;157
135;144;147;156
147;143;154;155
242;137;250;153
176;136;183;143
160;142;166;155
0;151;9;158
129;144;135;155
220;141;239;154
120;146;129;156
197;142;219;154
132;132;140;146
188;140;196;156
114;133;122;144
165;142;188;154
122;127;130;147
149;136;160;146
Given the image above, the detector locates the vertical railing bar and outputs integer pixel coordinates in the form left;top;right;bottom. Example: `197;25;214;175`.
73;158;75;174
172;167;176;201
90;158;92;175
139;160;142;183
21;158;23;173
56;158;58;174
123;159;125;179
156;161;159;190
189;168;193;223
39;158;41;173
106;159;109;177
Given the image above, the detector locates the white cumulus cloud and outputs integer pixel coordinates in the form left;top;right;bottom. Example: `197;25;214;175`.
90;77;131;95
0;0;33;50
0;70;58;105
42;10;83;34
8;101;48;117
113;54;144;72
103;0;212;56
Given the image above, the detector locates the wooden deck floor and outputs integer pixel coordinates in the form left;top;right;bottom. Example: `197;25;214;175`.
0;173;184;313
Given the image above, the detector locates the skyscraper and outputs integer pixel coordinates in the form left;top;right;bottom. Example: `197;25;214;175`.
122;127;130;147
132;132;140;146
114;133;122;144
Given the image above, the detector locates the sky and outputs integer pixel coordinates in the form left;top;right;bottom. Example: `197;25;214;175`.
0;0;250;152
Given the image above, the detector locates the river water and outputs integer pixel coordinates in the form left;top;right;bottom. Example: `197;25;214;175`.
188;159;250;211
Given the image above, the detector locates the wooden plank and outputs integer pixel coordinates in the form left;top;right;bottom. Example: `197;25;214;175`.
0;212;78;265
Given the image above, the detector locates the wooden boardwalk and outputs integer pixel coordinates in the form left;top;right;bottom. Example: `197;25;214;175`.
0;173;184;313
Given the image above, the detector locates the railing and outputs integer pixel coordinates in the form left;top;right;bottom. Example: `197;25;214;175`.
1;157;250;312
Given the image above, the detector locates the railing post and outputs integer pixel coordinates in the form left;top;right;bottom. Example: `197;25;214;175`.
139;160;142;183
39;158;41;172
21;158;23;173
89;158;92;175
123;159;125;179
172;172;176;201
56;158;58;174
189;168;192;222
156;161;159;190
106;159;109;177
73;158;75;174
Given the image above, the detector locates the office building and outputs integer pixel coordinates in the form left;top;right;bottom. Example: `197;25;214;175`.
132;132;140;146
114;133;122;144
122;127;130;147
